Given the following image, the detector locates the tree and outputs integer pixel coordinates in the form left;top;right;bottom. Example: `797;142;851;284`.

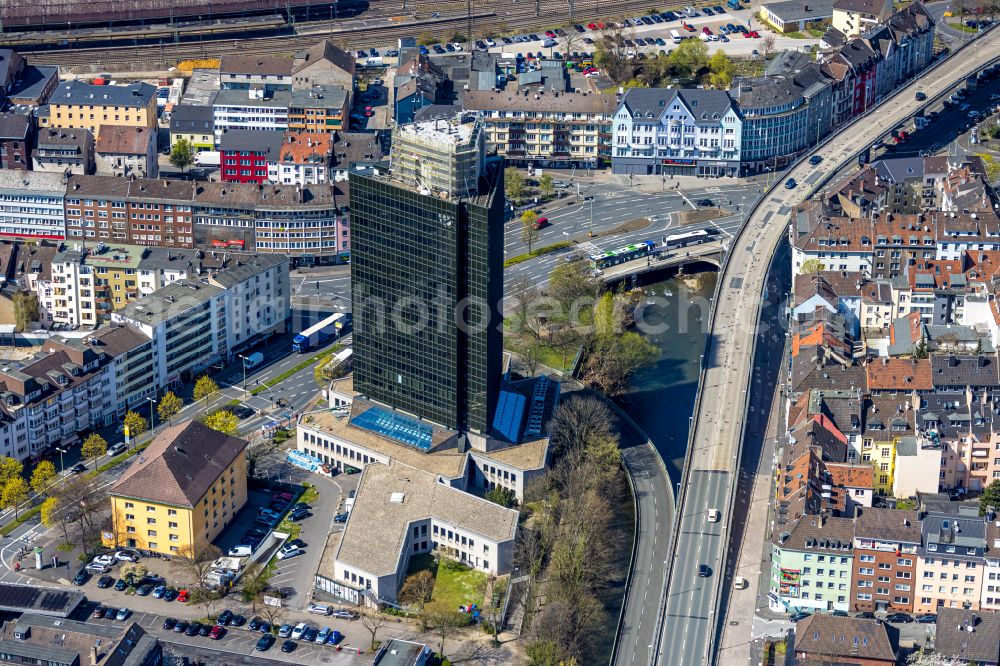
798;258;825;274
548;260;599;312
526;640;573;666
358;605;388;652
510;277;544;340
123;411;148;441
30;460;56;494
981;479;1000;515
538;174;555;199
119;562;148;587
176;544;222;591
485;486;519;508
245;438;276;480
667;38;708;80
906;651;969;666
81;433;107;463
12;291;39;333
1;477;28;519
201;410;239;436
0;457;23;486
520;210;541;255
707;49;735;90
40;496;68;543
761;33;776;59
582;331;658;397
193;375;219;402
593;23;635;84
239;562;271;610
505;167;526;204
169;138;195;172
423;605;468;659
399;569;436;606
157;391;183;423
51;476;107;556
479;574;506;644
592;292;618;339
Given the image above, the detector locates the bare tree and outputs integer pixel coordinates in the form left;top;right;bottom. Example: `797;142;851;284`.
359;605;388;652
259;594;285;628
175;543;222;592
548;396;615;460
761;34;776;59
423;605;468;659
246;438;277;480
52;476;108;557
479;575;505;644
509;277;543;340
593;23;636;84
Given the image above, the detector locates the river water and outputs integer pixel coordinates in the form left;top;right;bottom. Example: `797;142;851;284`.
620;271;718;484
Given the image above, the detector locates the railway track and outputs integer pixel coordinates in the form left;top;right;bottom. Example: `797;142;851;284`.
26;0;687;69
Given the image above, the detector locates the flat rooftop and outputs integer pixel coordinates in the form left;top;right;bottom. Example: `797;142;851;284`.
0;584;85;617
335;460;518;577
395;114;477;148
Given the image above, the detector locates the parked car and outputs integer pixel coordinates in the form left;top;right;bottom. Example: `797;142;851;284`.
72;570;90;585
198;624;211;637
256;635;275;651
115;608;131;621
185;622;201;636
885;613;914;623
173;621;189;633
162;618;176;630
317;627;333;644
308;604;332;616
331;609;359;620
229;615;246;627
209;625;226;640
218;610;234;626
115;549;139;562
162;588;178;602
114;578;128;591
334;513;349;523
177;589;189;603
288;506;310;521
856;611;876;619
277;544;303;560
328;630;344;645
790;611;811;622
281;639;297;653
92;554;115;567
916;614;937;624
92;605;107;618
278;623;294;637
291;623;308;640
97;576;114;589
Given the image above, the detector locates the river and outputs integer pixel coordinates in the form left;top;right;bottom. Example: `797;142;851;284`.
620;271;718;484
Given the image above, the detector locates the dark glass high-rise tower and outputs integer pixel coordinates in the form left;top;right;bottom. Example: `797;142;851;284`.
348;114;503;434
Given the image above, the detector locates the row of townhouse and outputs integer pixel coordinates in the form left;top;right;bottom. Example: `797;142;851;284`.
0;254;287;461
611;2;934;176
0;171;352;264
770;503;1000;617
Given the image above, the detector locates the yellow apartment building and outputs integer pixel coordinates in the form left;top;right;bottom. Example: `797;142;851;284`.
104;420;248;556
43;81;157;140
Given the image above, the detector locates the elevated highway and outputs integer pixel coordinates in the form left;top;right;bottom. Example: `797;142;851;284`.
652;29;1000;666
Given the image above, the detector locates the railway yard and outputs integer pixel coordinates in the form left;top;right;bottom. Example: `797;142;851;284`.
0;0;712;69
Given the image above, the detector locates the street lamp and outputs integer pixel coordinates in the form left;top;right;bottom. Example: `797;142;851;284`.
238;354;250;396
55;447;67;474
148;396;157;437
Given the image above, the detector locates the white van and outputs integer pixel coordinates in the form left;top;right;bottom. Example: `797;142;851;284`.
670;29;683;43
227;544;253;557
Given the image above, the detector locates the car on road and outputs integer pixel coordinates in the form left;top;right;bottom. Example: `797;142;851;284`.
173;621;188;633
885;613;914;623
809;155;823;165
790;611;811;622
698;564;711;577
115;608;131;621
785;178;797;189
916;614;937;624
256;635;275;652
162;618;176;630
209;625;226;639
71;463;87;474
915;91;927;101
281;639;297;653
308;604;332;616
707;508;720;522
97;575;114;589
72;570;90;585
114;578;128;591
288;506;310;521
232;405;255;419
291;622;308;640
695;198;713;207
532;216;549;230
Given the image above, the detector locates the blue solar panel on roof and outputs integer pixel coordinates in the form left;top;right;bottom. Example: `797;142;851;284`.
353;405;434;451
492;390;526;443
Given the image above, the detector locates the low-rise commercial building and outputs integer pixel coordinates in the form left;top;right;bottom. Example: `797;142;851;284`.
332;460;518;604
759;0;836;33
106;420;248;555
169;104;215;151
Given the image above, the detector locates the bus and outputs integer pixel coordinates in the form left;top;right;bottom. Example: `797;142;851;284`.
662;228;719;249
292;313;347;353
590;240;657;270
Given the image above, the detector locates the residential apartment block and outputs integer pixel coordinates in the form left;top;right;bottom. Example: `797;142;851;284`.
213;89;290;141
0;170;65;241
915;507;987;613
42;81;156;139
219;55;293;94
31;127;94;175
288;86;349;134
95;125;158;179
851;507;920;613
771;514;856;613
0;112;33;170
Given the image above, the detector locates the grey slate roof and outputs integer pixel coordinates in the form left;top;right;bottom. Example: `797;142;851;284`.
619;88;677;118
677;89;734;123
872;156;924;182
854;507;921;543
921;512;987;556
931;354;1000;388
209;254;287;288
289;85;348;110
934;608;1000;665
0;113;30;140
761;0;835;23
50;81;155;108
169;104;214;133
219;129;284;156
213;89;291;108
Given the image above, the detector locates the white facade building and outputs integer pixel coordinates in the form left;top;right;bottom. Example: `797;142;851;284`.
0;171;66;241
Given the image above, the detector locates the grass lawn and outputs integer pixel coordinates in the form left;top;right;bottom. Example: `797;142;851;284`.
407;554;488;610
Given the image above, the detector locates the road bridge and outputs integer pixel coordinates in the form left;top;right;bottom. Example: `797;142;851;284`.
598;241;725;285
649;28;1000;666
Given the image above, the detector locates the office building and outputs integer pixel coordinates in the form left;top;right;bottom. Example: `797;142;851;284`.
106;420;248;555
349;113;503;433
212;89;290;141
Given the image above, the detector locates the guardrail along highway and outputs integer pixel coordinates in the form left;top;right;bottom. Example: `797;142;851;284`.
653;28;1000;666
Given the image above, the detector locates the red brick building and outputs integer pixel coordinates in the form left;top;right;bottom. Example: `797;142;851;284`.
851;507;921;613
0;113;32;170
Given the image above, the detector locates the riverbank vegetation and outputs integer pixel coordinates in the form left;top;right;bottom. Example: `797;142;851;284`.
516;396;632;665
